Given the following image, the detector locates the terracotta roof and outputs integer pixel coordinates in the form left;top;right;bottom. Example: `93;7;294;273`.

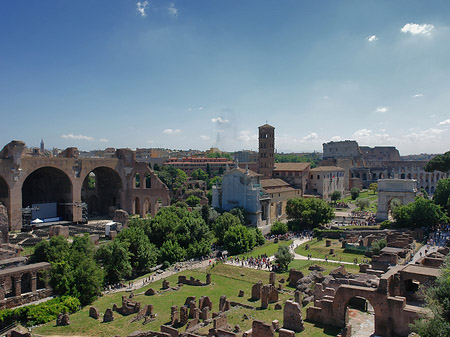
310;166;345;172
274;162;310;171
261;178;291;188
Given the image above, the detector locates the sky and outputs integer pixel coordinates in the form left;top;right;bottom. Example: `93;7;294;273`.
1;1;450;155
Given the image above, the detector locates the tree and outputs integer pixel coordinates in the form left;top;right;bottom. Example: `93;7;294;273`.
351;188;360;200
371;239;387;255
213;212;242;245
186;195;201;207
330;191;341;203
223;225;255;255
274;245;293;271
434;178;450;216
251;228;265;246
270;221;288;235
411;255;450;336
425;151;450;172
356;198;370;210
286;198;334;230
229;207;247;225
95;240;132;284
191;168;208;181
369;183;378;194
159;240;186;264
116;226;158;275
393;197;448;228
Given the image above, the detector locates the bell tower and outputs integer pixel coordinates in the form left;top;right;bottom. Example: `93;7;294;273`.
258;124;275;179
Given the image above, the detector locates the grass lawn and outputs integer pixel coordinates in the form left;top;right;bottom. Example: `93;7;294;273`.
237;240;293;259
339;190;377;204
33;264;343;337
288;259;360;274
294;238;368;264
20;246;35;256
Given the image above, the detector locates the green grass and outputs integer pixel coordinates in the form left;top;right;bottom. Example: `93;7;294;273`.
237;240;293;259
294;238;368;264
20;246;35;256
339;190;377;204
32;263;345;337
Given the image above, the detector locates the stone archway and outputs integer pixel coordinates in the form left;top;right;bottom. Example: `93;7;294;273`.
0;175;8;211
81;167;123;217
22;167;73;221
376;179;418;221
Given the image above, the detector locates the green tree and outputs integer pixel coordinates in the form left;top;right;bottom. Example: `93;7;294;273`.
393;197;448;228
213;212;242;245
351;187;360;200
251;228;265;246
223;225;255;255
95;240;132;284
371;239;387;255
270;221;288;235
330;191;342;203
369;183;378;194
434;178;450;216
159;240;186;264
186;195;201;207
70;255;104;306
31;235;70;264
424;151;450;172
274;245;293;271
286;198;334;230
411;255;450;336
356;198;370;210
191;168;208;181
229;207;247;225
116;226;158;275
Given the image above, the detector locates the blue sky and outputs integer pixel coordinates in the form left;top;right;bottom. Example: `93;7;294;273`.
1;0;450;155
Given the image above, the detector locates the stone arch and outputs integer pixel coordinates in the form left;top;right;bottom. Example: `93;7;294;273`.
362;173;367;181
425;186;430;194
400;173;405;179
37;270;46;290
0;174;8;210
351;173;354;178
356;173;360;178
81;167;123;217
379;173;384;179
22;166;73;221
143;198;151;216
431;173;434;182
420;173;424;181
413;173;417;180
431;186;435;194
372;173;377;180
407;173;412;179
21;272;32;294
6;276;17;297
133;197;140;215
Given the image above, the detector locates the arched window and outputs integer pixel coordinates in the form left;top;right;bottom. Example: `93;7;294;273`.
145;174;151;189
134;173;140;188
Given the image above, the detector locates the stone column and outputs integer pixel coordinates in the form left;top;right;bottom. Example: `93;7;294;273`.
31;272;37;292
71;179;82;223
14;277;21;297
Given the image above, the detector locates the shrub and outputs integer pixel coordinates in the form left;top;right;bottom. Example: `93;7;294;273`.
270;221;288;235
351;188;360;200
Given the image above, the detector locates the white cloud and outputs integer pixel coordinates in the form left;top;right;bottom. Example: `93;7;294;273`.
200;135;210;140
323;96;329;100
238;130;257;142
352;129;392;145
136;1;149;17
61;133;94;141
163;128;181;135
401;23;434;36
412;93;424;98
404;128;446;142
99;138;109;143
211;117;229;124
198;107;204;110
330;136;342;142
430;114;436;118
376;106;389;113
302;132;318;141
367;35;378;42
168;3;178;17
439;119;450;125
146;140;155;144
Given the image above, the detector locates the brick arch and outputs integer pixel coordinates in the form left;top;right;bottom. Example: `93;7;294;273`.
332;286;385;334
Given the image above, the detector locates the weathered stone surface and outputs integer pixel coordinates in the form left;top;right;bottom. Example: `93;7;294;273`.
216;329;236;337
294;291;302;304
161;325;179;337
302;295;313;307
185;318;200;331
268;285;278;303
180;306;189;325
283;300;304;332
103;308;114;322
162;280;170;289
0;203;9;244
201;307;210;321
269;272;275;286
271;320;279;331
115;296;141;315
288;269;304;287
252;320;274;337
206;273;211;285
278;328;295;337
251;281;263;300
274;303;282;310
325;240;331;247
199;296;212;311
261;285;269;309
113;209;129;226
213;314;228;330
219;295;227;312
238;290;244;297
56;313;70;326
190;307;200;320
145;288;156;296
234;324;241;333
89;306;99;319
170;306;179;325
330;265;348;278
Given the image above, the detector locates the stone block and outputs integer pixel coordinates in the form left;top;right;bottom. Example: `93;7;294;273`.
252;320;274;337
251;281;263;300
103;308;114;322
56;313;70;326
213;314;228;330
89;306;99;319
238;290;244;297
199;296;212;311
201;307;210;321
180;306;189;325
269;272;275;285
278;329;295;337
287;269;304;287
162;280;170;289
206;273;211;285
145;288;156;296
271;320;279;331
283;300;304;332
161;325;179;337
170;306;179;325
